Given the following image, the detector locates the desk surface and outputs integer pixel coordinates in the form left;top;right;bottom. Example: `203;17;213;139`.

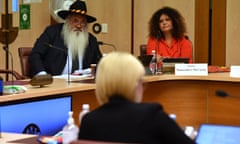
144;72;240;82
1;72;240;131
1;72;240;104
0;132;38;144
0;78;95;104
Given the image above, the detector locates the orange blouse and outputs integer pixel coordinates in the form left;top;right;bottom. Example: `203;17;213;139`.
147;36;193;63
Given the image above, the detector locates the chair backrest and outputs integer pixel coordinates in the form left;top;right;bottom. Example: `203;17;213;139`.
139;44;147;56
18;47;32;78
0;69;25;80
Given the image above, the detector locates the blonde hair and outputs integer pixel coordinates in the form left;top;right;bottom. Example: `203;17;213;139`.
95;52;145;105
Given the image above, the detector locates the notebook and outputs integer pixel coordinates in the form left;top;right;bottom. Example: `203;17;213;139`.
195;124;240;144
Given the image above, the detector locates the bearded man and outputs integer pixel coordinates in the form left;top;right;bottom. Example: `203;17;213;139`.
29;0;102;77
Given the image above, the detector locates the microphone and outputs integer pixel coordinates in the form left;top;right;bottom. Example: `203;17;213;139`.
156;30;161;41
215;90;240;98
44;43;70;84
98;41;117;54
3;46;14;84
3;46;26;93
154;31;161;74
44;43;68;53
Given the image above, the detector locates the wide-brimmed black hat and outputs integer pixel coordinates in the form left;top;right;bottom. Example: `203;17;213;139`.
57;0;96;23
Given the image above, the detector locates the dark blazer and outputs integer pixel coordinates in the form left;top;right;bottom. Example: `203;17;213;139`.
78;96;196;144
29;23;102;77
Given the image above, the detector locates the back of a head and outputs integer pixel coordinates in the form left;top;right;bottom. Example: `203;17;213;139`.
95;52;145;104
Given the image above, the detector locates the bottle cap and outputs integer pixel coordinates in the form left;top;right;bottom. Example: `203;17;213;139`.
67;111;74;124
82;104;90;110
169;113;176;120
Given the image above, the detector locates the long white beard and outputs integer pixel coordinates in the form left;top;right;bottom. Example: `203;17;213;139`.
61;23;89;60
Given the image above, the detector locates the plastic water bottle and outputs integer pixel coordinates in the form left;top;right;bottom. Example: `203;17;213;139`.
169;113;177;121
79;104;90;125
149;50;157;74
62;111;79;144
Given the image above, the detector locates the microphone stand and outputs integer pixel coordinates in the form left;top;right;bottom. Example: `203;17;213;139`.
44;43;70;85
155;32;161;74
3;46;16;93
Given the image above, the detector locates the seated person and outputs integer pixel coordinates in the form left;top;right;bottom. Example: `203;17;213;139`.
29;0;102;77
147;6;193;64
73;52;195;144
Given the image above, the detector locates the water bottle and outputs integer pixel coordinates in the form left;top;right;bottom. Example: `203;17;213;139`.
169;113;177;121
62;111;79;144
79;104;90;125
0;76;3;95
149;50;157;74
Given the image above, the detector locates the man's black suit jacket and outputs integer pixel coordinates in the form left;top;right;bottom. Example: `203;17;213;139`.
29;23;102;77
79;96;195;144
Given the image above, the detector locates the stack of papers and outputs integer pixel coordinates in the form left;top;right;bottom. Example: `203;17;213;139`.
53;74;92;81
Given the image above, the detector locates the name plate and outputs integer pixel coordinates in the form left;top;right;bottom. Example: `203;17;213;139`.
175;64;208;76
230;66;240;78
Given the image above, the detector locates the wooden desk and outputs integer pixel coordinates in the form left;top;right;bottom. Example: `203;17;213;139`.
0;132;123;144
1;73;240;128
0;132;38;144
143;73;240;127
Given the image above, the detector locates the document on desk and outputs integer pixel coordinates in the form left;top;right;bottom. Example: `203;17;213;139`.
53;74;92;81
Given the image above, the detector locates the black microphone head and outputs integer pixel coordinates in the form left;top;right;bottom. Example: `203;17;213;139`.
216;90;229;97
3;46;8;51
98;41;104;45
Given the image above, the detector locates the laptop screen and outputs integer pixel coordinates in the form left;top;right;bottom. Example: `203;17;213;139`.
162;58;189;63
195;124;240;144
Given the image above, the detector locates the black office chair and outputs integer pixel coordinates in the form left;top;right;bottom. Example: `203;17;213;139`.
139;44;147;56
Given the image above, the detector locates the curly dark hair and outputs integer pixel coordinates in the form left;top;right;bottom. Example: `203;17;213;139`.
148;6;187;40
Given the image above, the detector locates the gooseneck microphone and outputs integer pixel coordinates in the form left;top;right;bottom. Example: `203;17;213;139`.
2;46;27;93
3;46;14;85
98;41;117;53
215;90;240;98
44;43;70;84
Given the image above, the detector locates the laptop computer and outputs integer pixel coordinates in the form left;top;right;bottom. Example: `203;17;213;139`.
195;123;240;144
162;58;189;74
138;55;153;75
162;58;189;63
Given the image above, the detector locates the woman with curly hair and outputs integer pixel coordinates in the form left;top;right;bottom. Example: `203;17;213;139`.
147;6;193;64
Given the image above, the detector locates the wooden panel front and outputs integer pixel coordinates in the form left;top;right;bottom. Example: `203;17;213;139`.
69;79;240;127
71;90;98;126
143;80;207;128
208;81;240;125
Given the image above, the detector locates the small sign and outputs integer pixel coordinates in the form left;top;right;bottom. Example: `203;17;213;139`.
23;0;42;3
175;63;208;76
19;4;30;30
230;66;240;78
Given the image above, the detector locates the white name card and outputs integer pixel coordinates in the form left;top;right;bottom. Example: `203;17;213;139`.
175;63;208;76
230;66;240;78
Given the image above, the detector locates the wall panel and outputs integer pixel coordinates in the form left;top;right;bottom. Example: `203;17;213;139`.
226;0;240;66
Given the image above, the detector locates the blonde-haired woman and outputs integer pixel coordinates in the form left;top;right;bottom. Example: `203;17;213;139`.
77;52;195;144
